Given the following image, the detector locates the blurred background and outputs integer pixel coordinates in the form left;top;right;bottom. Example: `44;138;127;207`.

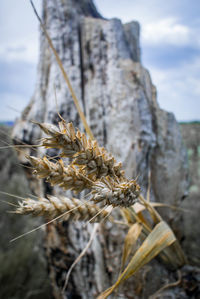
0;0;200;123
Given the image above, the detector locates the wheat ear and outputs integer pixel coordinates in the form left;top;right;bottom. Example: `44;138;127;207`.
28;156;93;193
28;155;140;207
37;121;124;179
15;195;112;222
91;177;140;207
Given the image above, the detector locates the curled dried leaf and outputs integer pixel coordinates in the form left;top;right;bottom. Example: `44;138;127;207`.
98;221;176;299
121;222;142;271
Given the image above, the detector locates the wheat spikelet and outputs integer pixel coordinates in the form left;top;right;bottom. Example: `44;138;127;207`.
28;155;140;207
91;177;140;207
28;156;93;192
16;195;111;222
37;121;124;179
37;122;82;157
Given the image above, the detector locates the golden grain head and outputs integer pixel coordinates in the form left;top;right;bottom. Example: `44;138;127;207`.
36;120;124;179
91;177;140;207
28;156;93;192
15;195;112;222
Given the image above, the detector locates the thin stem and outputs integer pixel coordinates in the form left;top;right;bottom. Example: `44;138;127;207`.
139;194;162;223
30;0;94;140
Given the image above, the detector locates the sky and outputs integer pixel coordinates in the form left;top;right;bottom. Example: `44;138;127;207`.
0;0;200;122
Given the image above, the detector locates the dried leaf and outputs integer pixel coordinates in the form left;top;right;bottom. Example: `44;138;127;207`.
97;221;176;299
121;208;134;224
133;202;145;214
121;222;142;271
133;201;190;215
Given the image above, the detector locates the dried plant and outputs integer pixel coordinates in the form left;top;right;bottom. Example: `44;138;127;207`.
15;119;186;298
29;121;140;206
28;155;93;193
37;121;124;179
13;2;187;298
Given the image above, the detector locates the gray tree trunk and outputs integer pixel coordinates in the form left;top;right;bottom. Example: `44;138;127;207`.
13;1;199;298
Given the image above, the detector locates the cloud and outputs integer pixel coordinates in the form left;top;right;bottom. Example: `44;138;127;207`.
0;40;39;64
0;0;41;64
149;56;200;121
0;0;40;121
142;17;192;47
142;44;200;71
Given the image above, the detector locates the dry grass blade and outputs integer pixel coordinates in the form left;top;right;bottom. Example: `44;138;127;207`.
139;194;162;224
62;223;99;293
133;201;190;214
97;221;176;299
120;222;142;271
127;207;152;233
159;240;187;269
121;207;135;224
0;144;40;149
30;0;94;140
128;202;187;269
